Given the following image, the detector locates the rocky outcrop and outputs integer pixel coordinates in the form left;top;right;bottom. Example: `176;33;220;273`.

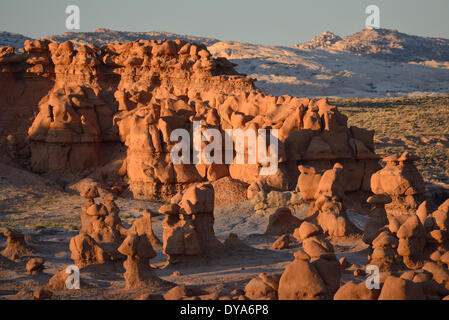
334;280;380;300
0;39;378;202
378;276;425;300
278;250;341;300
69;186;126;267
118;233;171;290
396;215;426;269
161;183;227;264
26;258;45;274
244;273;280;300
127;209;161;249
363;194;391;244
294;28;449;64
371;152;425;220
265;207;302;235
299;163;360;237
1;228;34;260
369;230;401;271
294;31;342;50
251;190;305;212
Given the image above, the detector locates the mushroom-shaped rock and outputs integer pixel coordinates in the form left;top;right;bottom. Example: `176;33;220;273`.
118;233;171;290
370;152;425;218
369;230;401;271
302;235;334;258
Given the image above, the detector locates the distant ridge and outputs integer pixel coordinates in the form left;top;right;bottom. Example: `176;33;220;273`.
44;28;220;47
0;31;32;49
294;28;449;63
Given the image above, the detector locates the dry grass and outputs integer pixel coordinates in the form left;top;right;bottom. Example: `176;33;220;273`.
329;95;449;184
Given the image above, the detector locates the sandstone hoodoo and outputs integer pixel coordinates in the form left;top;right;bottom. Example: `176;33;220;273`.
161;183;227;264
118;233;171;290
371;152;426;219
298;163;360;237
0;39;378;202
1;228;34;261
265;207;301;235
69;186;126;267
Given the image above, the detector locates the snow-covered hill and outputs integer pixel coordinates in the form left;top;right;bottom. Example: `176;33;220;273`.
209;41;449;97
295;28;449;63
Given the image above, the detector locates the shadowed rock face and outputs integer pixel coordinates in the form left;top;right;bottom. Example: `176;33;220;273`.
1;39;378;201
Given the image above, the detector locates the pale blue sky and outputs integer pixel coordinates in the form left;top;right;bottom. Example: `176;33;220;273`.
1;0;448;46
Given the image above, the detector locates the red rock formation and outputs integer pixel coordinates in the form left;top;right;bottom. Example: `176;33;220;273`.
118;233;171;290
0;39;378;202
69;186;126;267
278;250;341;300
26;257;45;274
334;280;380;300
244;273;280;300
265;207;301;235
1;228;34;260
299;163;360;237
161;183;227;264
371;152;426;219
127;209;161;249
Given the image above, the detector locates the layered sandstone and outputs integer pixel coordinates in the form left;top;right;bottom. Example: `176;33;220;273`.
0;39;378;200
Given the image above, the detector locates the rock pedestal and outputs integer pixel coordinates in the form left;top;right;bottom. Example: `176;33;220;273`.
162;183;226;264
118;233;171;290
69;186;126;267
371;152;425;220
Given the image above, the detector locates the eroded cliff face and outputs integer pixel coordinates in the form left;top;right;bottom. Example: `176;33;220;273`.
0;38;380;200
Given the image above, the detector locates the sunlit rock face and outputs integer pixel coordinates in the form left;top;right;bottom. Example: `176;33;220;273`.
0;39;378;200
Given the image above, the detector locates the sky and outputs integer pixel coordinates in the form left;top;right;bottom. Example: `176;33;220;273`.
1;0;449;46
